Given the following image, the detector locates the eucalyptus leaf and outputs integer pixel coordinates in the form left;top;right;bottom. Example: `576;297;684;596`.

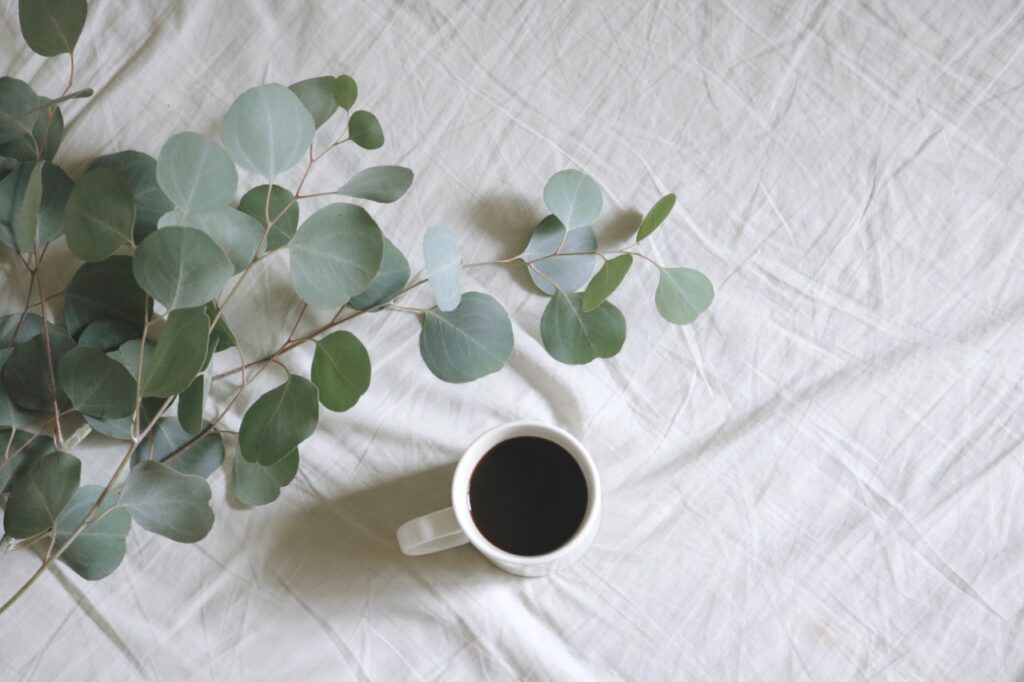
0;372;33;429
13;161;42;252
64;167;135;261
106;339;153;382
350;237;410;310
655;267;714;325
0;104;63;162
63;256;148;336
333;75;357;110
0;429;54;492
156;132;237;214
0;312;61;348
4;450;80;538
133;418;223;478
348;110;384;150
177;354;211;435
176;207;262;273
0;77;39;145
540;290;626;365
238;184;298;251
205;303;236;351
1;326;75;411
90;150;174;240
0;161;73;250
58;346;136;418
120;461;214;543
311;331;371;412
523;215;597;295
221;83;315;178
238;374;319;465
289;203;384;308
582;254;632;312
77;319;139;351
336;166;413;204
423;224;461;311
543;169;602;231
133;226;233;310
289;76;338;129
18;0;87;57
636;193;676;242
54;485;131;580
232;447;299;506
419;292;513;383
141;307;209;398
85;396;160;441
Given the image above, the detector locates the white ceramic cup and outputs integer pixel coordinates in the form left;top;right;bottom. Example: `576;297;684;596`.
396;421;601;577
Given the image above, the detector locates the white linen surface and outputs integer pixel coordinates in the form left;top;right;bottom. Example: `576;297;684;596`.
2;0;1024;679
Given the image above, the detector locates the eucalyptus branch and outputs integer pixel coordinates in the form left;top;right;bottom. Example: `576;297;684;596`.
31;245;63;447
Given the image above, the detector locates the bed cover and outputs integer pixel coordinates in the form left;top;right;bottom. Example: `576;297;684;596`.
1;1;1023;679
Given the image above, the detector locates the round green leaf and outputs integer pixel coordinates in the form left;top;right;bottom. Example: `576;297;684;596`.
64;256;148;336
336;166;413;204
141;307;210;398
419;292;513;383
0;161;73;249
77;319;139;351
543;169;602;231
90;150;174;241
106;338;153;382
233;447;299;506
289;76;338;129
0;78;40;145
133;418;224;478
238;184;298;251
84;396;160;441
133;226;233;310
64;167;136;261
289;203;383;308
54;484;131;580
655;267;714;325
58;346;135;418
523;215;597;295
175;207;262;273
0;429;55;492
350;237;410;310
311;331;371;412
221;84;315;178
333;75;358;110
540;290;626;365
582;254;633;312
18;0;87;57
4;450;80;538
636;193;676;242
156;132;237;214
1;326;75;411
0;312;61;348
423;224;461;311
205;302;236;351
238;374;319;465
11;161;42;252
0;365;34;429
0;103;63;162
120;461;214;543
348;110;384;150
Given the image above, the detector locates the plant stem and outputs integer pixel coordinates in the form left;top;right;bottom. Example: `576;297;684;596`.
131;303;151;439
31;245;63;448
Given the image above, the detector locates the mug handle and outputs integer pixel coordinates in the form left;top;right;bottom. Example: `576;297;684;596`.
397;507;469;556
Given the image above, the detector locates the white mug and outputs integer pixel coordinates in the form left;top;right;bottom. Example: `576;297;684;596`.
396;421;601;577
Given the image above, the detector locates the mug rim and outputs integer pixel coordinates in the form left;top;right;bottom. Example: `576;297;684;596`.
450;421;601;566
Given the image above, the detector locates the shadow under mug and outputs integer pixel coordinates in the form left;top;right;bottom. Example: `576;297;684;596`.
396;422;602;577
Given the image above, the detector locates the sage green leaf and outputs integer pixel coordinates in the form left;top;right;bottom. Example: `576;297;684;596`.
77;319;139;351
0;78;39;145
238;184;298;251
177;355;211;435
540;290;625;365
176;207;262;273
133;226;233;310
133;418;223;478
232;447;299;506
85;396;160;441
0;161;73;249
4;450;80;538
90;150;173;240
106;339;154;383
543;169;602;231
423;224;461;312
582;254;632;312
140;307;209;398
205;303;236;351
120;461;214;543
54;485;131;580
238;374;319;465
156;132;237;213
348;110;384;150
655;267;714;325
13;161;43;252
64;166;136;261
1;326;75;411
0;429;54;492
336;166;413;203
333;75;357;110
0;353;34;428
289;203;383;308
221;84;315;178
63;256;148;335
58;346;135;418
289;76;338;129
0;312;61;348
18;0;87;57
419;292;513;383
0;103;63;162
0;156;18;172
311;331;371;412
350;238;410;310
636;193;676;242
523;215;596;295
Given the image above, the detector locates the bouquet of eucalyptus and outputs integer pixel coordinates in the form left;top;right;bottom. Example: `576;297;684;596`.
0;0;713;612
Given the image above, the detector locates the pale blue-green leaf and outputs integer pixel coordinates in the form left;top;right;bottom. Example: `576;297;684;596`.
133;226;233;310
232;447;299;506
221;84;315;178
54;485;131;580
655;267;714;325
58;346;135;418
3;450;80;538
84;396;160;441
133;418;223;478
174;207;262;273
120;461;214;543
419;292;513;383
423;224;461;311
289;76;338;129
106;339;153;382
18;0;87;56
336;166;413;204
523;215;596;295
543;169;602;231
238;375;319;465
156;132;237;213
540;290;625;365
90;150;173;240
311;331;371;412
349;238;409;310
140;307;209;398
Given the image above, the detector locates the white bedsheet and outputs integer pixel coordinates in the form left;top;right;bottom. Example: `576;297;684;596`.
2;0;1024;679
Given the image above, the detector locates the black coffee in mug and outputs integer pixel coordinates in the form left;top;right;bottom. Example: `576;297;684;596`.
468;436;588;556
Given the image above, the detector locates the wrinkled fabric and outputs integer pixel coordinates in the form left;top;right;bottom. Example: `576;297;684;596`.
2;0;1023;679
